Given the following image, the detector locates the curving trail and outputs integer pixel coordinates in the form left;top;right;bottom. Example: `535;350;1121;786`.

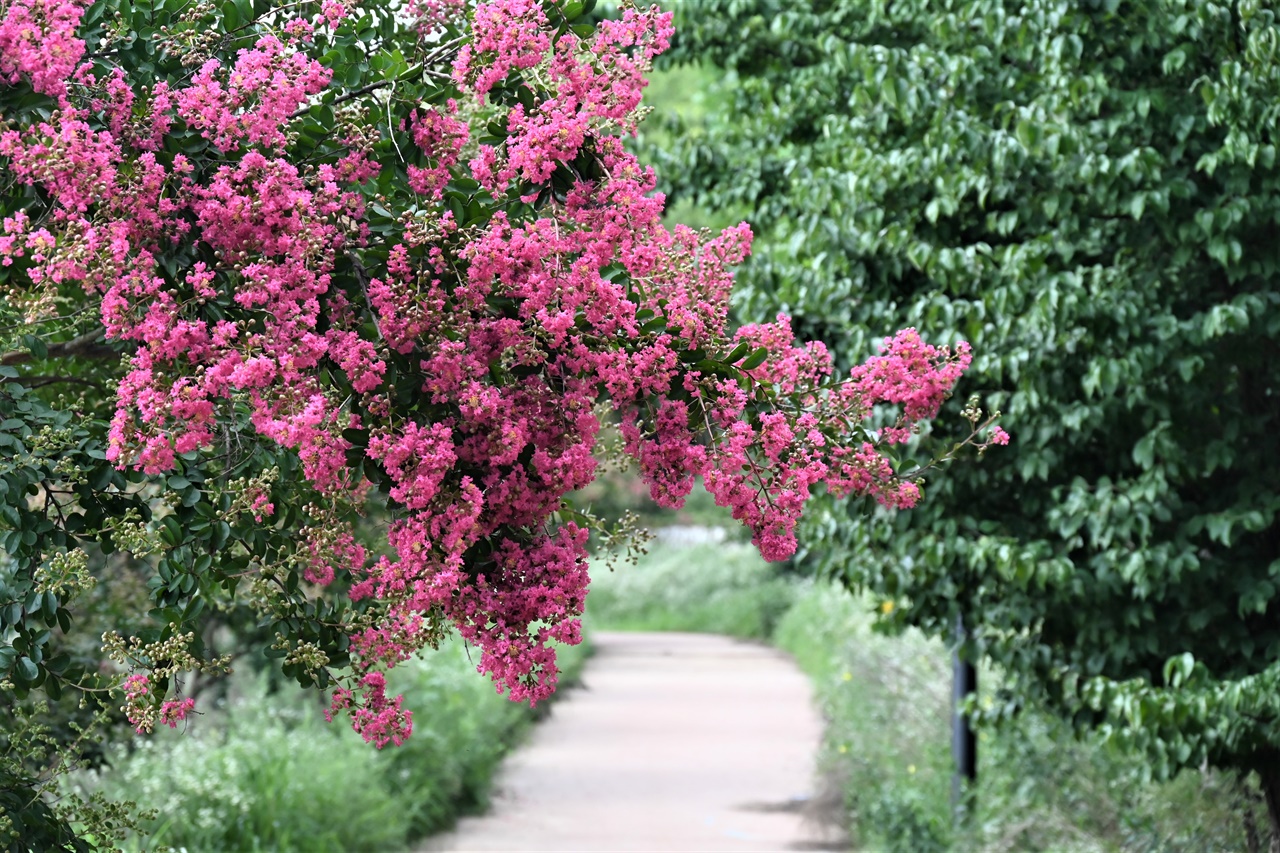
421;631;843;853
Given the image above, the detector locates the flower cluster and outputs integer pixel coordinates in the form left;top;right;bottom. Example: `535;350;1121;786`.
159;697;196;729
453;0;550;97
177;34;332;152
1;0;998;744
120;673;197;733
327;671;412;748
0;0;87;103
120;673;153;734
406;105;469;199
122;673;196;733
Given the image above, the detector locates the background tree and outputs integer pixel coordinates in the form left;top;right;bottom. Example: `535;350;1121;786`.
655;0;1280;833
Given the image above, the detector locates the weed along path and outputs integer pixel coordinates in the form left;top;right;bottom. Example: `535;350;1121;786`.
421;631;842;853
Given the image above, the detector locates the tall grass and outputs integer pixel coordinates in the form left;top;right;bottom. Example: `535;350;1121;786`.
774;581;953;850
91;690;410;853
382;638;589;839
78;636;588;852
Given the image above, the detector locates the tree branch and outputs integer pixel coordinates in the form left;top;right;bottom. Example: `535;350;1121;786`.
0;374;110;391
0;329;111;366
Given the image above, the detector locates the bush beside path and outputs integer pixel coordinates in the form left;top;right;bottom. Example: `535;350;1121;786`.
421;631;843;852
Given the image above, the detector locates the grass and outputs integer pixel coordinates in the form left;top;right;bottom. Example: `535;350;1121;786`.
76;636;589;852
83;530;1263;852
90;692;411;853
383;636;587;840
585;537;796;639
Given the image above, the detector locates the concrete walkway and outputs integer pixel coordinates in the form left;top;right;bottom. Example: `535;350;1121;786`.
421;631;843;853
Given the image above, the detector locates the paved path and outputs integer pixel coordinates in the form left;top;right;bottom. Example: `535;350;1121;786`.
421;631;843;853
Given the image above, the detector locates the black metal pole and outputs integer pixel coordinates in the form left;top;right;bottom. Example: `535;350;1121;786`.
951;613;977;822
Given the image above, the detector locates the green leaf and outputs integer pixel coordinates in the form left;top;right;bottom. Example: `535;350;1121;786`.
20;334;47;359
739;348;769;371
221;0;242;31
160;515;182;547
15;656;38;684
724;341;751;364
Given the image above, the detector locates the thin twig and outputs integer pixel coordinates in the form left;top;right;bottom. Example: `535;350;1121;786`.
4;375;109;391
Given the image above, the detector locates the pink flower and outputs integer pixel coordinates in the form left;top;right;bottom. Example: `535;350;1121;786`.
122;673;150;699
0;0;90;103
452;0;551;96
159;697;196;728
176;36;331;153
321;0;347;25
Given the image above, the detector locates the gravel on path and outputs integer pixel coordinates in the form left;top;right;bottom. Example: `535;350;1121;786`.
421;631;845;853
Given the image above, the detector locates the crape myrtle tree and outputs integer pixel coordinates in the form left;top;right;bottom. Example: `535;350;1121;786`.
655;0;1280;832
0;0;1003;845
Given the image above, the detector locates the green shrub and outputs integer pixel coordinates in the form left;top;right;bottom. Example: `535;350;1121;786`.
586;537;795;639
659;0;1280;808
774;581;953;850
86;680;410;853
79;636;590;852
383;637;589;839
976;711;1261;853
774;581;1261;852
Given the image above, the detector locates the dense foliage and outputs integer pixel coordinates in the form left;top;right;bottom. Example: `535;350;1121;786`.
0;0;997;846
655;0;1280;832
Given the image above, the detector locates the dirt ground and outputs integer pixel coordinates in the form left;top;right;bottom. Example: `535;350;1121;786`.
420;631;846;852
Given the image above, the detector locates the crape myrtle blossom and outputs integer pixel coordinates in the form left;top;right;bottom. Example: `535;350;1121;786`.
0;0;88;104
0;0;1003;750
